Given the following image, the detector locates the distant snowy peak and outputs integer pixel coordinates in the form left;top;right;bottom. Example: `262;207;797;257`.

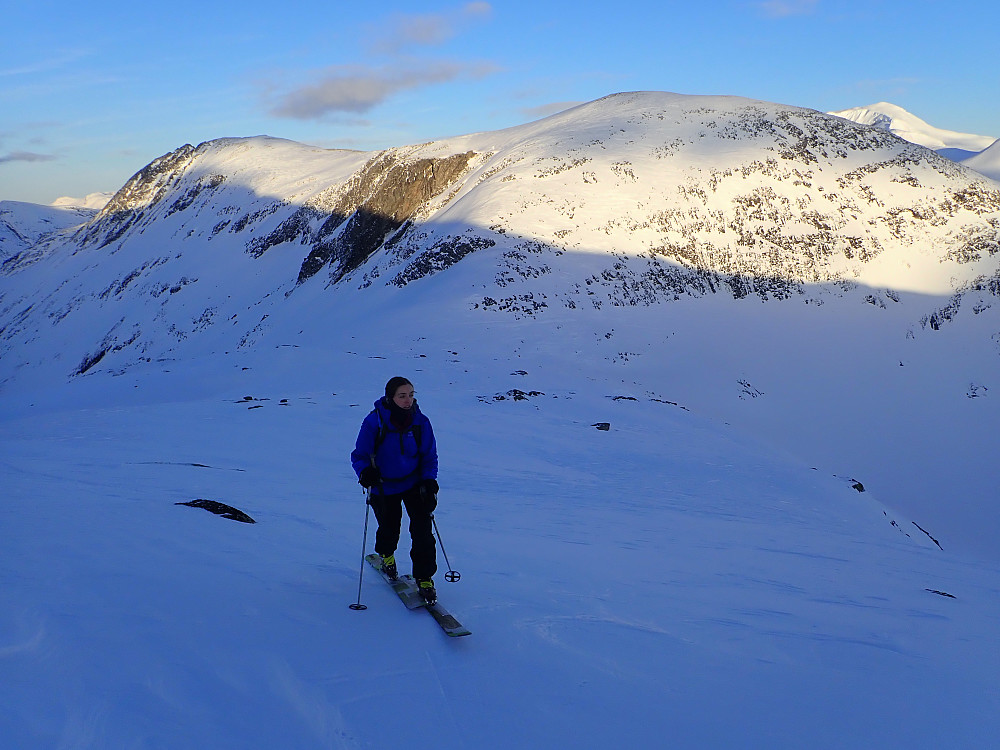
51;192;114;211
829;102;996;154
962;139;1000;182
0;200;97;260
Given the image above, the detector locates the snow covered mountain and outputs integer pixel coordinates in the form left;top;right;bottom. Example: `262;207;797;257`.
2;91;999;556
4;91;1000;749
0;200;97;261
50;191;114;210
5;94;999;346
830;102;997;161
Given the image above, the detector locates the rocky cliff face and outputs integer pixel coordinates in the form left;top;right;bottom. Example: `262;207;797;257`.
61;137;481;287
78;145;202;249
287;149;477;283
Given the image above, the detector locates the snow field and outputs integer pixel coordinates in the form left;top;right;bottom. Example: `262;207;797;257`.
2;335;998;749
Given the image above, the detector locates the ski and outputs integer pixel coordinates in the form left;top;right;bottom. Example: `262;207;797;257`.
401;575;472;638
424;601;472;638
365;553;424;609
365;554;471;636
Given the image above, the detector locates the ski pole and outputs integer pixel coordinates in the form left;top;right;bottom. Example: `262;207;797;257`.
431;513;461;582
349;488;371;611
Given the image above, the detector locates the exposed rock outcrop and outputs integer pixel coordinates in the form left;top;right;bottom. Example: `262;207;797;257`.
80;145;200;248
296;150;476;283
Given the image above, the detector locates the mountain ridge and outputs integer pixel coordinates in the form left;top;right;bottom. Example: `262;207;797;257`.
3;91;1000;384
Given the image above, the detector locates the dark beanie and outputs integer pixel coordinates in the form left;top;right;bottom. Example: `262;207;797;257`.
385;376;413;401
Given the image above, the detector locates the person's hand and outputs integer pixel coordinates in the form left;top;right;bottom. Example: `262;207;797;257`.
419;478;439;512
359;466;381;488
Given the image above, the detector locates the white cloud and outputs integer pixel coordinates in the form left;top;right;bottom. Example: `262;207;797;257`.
265;4;497;121
269;61;497;120
0;150;56;165
368;2;494;54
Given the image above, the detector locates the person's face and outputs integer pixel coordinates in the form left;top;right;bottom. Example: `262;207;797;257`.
392;384;415;409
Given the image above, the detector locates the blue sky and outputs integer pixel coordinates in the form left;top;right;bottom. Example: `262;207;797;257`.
2;0;998;204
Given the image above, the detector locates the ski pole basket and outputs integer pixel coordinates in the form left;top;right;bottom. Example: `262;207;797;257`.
431;514;461;582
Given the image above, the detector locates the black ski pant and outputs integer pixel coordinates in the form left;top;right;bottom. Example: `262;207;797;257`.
370;484;437;581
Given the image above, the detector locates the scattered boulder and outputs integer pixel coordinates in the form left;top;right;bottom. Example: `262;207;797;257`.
176;499;256;523
482;389;545;402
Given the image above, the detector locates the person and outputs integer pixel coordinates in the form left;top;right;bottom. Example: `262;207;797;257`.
351;376;440;603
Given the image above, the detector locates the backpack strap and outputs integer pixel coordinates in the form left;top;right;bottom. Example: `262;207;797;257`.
371;408;423;482
373;409;388;455
373;409;421;450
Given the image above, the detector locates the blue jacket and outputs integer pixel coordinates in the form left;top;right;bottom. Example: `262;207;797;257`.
351;398;438;495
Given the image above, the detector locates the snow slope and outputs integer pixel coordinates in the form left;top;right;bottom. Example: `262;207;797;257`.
962;138;1000;182
2;320;999;750
5;94;999;374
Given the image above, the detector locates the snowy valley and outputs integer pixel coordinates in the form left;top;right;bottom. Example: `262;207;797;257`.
2;92;999;749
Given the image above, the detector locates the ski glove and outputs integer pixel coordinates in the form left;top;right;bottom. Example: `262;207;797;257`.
419;478;439;512
359;466;381;488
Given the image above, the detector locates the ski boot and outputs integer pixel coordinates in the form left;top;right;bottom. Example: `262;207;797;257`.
417;578;437;605
379;554;398;581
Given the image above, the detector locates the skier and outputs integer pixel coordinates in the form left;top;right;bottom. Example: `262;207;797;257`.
351;376;440;604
